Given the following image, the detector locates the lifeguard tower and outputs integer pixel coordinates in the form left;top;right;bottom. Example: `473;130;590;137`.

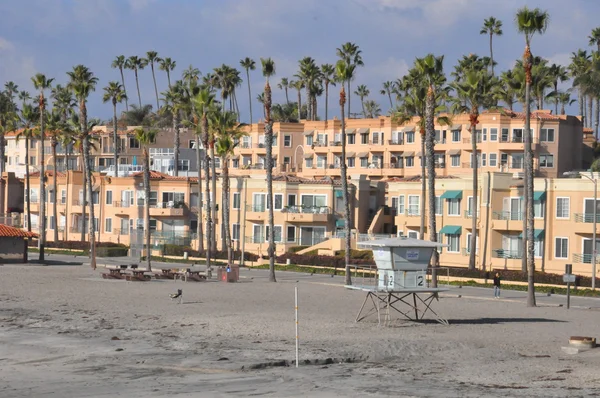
349;237;449;325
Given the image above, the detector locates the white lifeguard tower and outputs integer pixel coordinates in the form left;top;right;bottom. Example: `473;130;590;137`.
349;237;449;325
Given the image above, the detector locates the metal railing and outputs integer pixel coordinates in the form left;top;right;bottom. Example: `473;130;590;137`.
492;210;523;221
492;249;522;259
113;201;134;208
350;264;378;287
462;137;482;144
464;210;480;219
406;209;421;217
573;253;600;264
313;141;328;147
282;206;331;214
574;213;600;223
329;141;342;146
151;201;186;209
113;228;129;236
499;136;524;143
388;139;403;145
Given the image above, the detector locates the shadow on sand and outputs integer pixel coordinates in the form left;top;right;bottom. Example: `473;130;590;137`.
25;260;84;266
417;317;567;325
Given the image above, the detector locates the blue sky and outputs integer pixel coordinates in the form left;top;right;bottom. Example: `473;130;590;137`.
0;0;598;122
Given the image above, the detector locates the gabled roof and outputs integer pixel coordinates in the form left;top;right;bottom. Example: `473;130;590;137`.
0;224;38;238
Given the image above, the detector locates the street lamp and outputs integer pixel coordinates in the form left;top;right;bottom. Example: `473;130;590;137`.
564;170;597;289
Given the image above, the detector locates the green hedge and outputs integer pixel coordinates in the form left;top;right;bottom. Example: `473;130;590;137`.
288;246;309;253
162;244;260;262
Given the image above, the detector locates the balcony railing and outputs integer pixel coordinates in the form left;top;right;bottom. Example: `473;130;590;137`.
388;139;404;145
462;137;482;144
253;143;266;149
492;249;522;259
113;228;129;236
574;213;600;223
102;146;116;153
329;141;342;146
246;204;266;212
313;141;328;147
498;136;523;143
573;253;600;264
72;200;91;206
282;206;331;214
151;201;185;209
406;209;421;217
510;162;524;169
492;210;523;221
114;201;134;208
239;143;252;149
464;210;480;219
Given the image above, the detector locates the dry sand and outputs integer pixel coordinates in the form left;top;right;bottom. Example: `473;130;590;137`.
1;262;600;397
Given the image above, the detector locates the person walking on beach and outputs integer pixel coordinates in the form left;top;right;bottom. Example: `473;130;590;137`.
493;272;501;298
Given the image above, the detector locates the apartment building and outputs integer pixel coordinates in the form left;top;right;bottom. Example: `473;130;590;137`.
387;172;599;276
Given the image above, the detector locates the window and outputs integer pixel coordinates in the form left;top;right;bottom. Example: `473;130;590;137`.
283;156;290;165
232;224;240;241
232;192;240;210
511;153;523;169
555;237;569;259
451;155;460;167
534;200;545;219
347;134;356;145
106;190;113;205
447;234;460;253
61;189;66;204
406;131;415;143
162;192;185;205
287;225;296;243
489;153;497;167
452;130;461;142
360;134;369;144
405;156;414;167
408;231;419;239
266;225;283;243
501;128;509;142
447;198;460;216
398;195;405;215
556;197;570;219
105;218;112;233
500;153;508;166
408;195;420;216
482;128;487;141
347;157;355;168
306;135;313;146
284;135;292;147
435;196;442;216
94;217;99;232
539;154;554;168
540;128;555;142
177;160;190;171
92;191;99;205
360;157;368;168
534;238;543;258
287;194;296;207
232;158;239;168
273;194;283;210
49;216;55;230
213;158;221;168
129;137;140;149
482;153;487;167
466;233;479;254
490;128;498;141
30;156;36;165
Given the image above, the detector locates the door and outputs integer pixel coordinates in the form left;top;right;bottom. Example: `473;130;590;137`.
121;190;132;207
300;227;313;246
253;193;265;211
253;224;264;243
510;197;522;221
584;199;600;222
583;239;600;263
120;218;129;234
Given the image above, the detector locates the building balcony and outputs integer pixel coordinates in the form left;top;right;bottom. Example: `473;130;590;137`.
328;140;343;147
149;202;186;217
573;253;600;264
492;249;522;259
491;210;524;230
113;228;130;236
388;139;404;145
464;210;480;219
245;204;268;221
282;206;331;223
574;213;600;223
462;137;482;144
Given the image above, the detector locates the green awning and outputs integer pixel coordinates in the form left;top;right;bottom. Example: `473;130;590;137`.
518;229;545;239
533;191;546;201
336;219;346;227
440;190;463;200
439;225;462;235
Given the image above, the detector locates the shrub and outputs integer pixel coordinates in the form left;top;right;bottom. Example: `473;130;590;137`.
28;240;127;251
276;253;374;268
335;250;374;260
96;244;129;257
161;244;259;262
288;246;309;254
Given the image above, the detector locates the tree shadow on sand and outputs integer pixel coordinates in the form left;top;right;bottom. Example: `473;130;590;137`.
417;317;567;325
24;259;84;266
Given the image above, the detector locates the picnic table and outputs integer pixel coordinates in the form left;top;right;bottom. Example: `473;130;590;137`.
102;267;125;280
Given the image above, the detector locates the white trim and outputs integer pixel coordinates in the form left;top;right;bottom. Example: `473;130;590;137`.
299;193;328;208
447;198;461;217
554;236;569;259
555;196;570;219
407;194;420;216
489;127;498;142
287;193;297;207
446;234;460;253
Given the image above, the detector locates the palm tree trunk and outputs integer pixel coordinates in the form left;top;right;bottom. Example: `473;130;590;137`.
64;166;69;242
313;95;318;121
52;142;58;243
524;45;536;307
265;81;276;283
579;90;584;122
173;112;180;177
469;121;478;270
120;67;129;111
583;95;588;127
166;70;171;89
347;81;351;117
297;89;302;120
222;160;233;265
425;88;438;288
305;86;311;121
113;103;119;177
595;96;599;138
143;147;152;272
196;136;204;252
135;69;142;108
324;83;329;121
39;104;46;261
553;82;558;115
387;90;393;109
81;157;86;243
83;135;96;269
25;137;31;232
0;133;5;176
151;64;159;110
340;88;352;286
489;33;495;76
588;95;594;131
420;131;426;238
245;69;253;124
202;116;212;269
285;87;289;105
210;143;217;254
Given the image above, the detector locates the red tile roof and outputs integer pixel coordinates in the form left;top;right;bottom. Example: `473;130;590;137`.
29;171;67;178
385;175;459;183
130;170;198;182
0;224;38;238
487;108;564;121
273;174;345;186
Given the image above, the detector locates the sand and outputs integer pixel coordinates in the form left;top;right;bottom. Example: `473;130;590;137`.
1;261;600;397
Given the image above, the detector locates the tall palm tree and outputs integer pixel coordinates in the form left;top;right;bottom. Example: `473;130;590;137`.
67;64;99;269
336;60;356;286
415;54;445;287
363;100;381;118
336;42;364;116
547;63;569;115
516;6;550;308
135;126;157;272
57;125;75;241
354;84;370;117
212;111;247;265
102;82;127;176
159;57;177;89
17;103;39;233
192;89;216;264
321;64;336;120
31;73;54;261
574;56;600;137
240;58;256;124
480;17;503;76
4;81;18;101
0;91;18;176
111;55;129;111
296;57;321;121
45;109;65;243
256;92;266;119
569;50;592;126
290;80;304;120
277;77;290;104
126;56;146;107
380;81;394;109
589;27;600;53
145;51;162;110
160;81;186;176
261;57;277;283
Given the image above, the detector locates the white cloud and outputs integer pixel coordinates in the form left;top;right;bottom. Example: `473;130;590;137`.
0;37;14;51
128;0;156;12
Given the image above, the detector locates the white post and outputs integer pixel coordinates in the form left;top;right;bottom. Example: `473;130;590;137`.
295;285;299;368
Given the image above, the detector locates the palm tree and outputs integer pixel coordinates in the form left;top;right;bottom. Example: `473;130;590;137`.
574;56;600;137
126;56;146;107
256;92;266;119
159;57;177;89
354;84;370;117
415;54;445;287
277;77;290;104
0;91;18;176
516;6;550;308
102;82;127;176
321;64;336;120
364;100;381;118
45;109;65;243
380;81;394;109
57;125;75;241
67;64;99;269
261;57;277;283
144;51;162;110
589;27;600;52
290;80;304;120
480;17;503;76
161;81;186;176
111;55;129;111
271;102;299;122
212;111;247;265
240;58;256;124
135;126;157;272
182;65;201;91
17;103;39;233
336;42;364;116
31;73;54;261
547;63;569;115
296;57;321;121
192;89;216;264
335;60;356;286
569;50;592;126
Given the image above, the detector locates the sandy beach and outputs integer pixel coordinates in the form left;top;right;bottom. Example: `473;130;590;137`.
2;258;600;397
